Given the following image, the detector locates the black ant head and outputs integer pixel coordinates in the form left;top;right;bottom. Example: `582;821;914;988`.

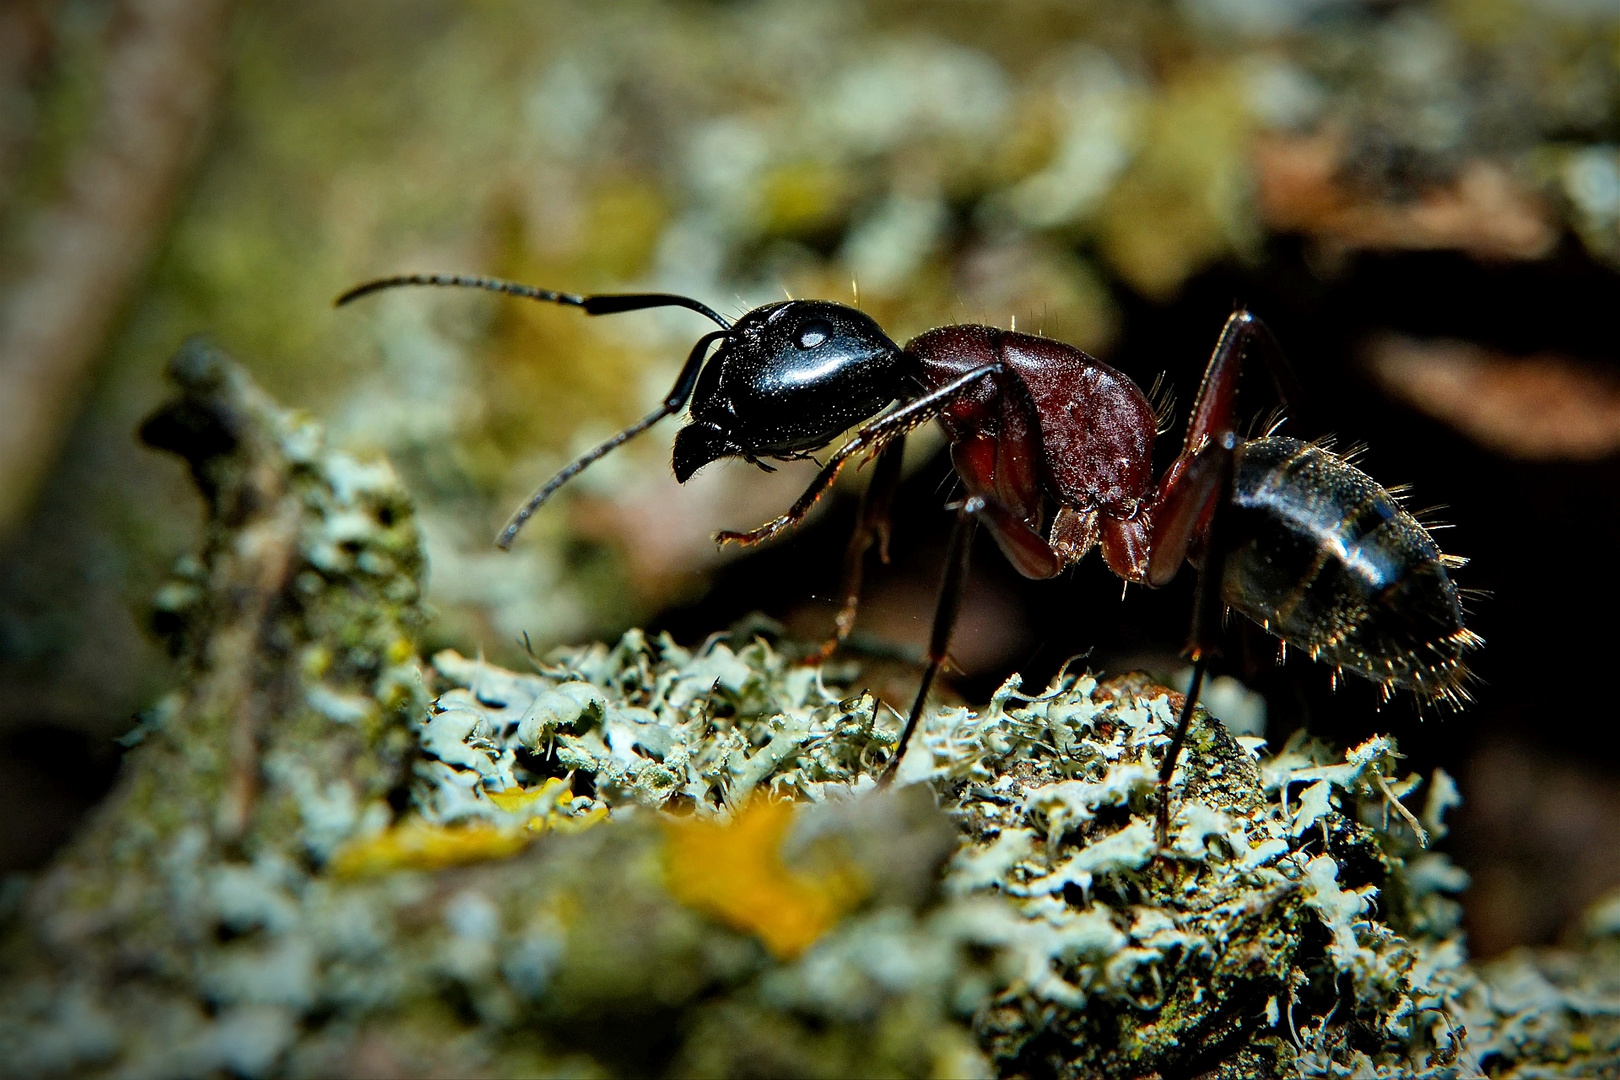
335;276;912;546
672;300;905;481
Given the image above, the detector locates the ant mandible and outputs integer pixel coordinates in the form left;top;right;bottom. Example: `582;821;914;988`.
338;273;1479;842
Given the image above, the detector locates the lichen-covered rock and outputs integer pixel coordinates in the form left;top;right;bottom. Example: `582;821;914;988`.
0;340;430;1075
416;640;1485;1078
1459;932;1620;1078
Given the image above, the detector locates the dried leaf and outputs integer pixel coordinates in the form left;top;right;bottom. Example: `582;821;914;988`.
1255;134;1556;259
1366;335;1620;460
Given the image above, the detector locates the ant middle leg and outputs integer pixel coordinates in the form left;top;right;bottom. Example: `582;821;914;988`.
877;496;981;787
877;489;1065;786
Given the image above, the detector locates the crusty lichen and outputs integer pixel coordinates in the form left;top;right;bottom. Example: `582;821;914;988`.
416;635;1483;1078
2;348;1617;1079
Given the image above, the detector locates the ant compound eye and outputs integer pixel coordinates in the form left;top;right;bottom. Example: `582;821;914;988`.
796;320;832;349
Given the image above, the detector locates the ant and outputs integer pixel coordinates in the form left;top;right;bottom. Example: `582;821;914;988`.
338;273;1478;842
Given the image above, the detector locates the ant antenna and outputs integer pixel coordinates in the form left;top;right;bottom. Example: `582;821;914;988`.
337;272;735;549
335;272;732;329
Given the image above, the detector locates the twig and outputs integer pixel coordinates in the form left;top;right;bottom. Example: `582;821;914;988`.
0;0;234;535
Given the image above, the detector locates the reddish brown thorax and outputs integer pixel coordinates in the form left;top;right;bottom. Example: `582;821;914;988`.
906;325;1160;581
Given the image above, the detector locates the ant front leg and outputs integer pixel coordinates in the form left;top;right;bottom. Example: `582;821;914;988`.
1148;431;1240;847
716;363;1000;549
822;434;907;659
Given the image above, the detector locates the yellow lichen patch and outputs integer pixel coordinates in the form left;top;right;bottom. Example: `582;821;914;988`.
329;821;532;877
662;798;866;959
549;806;609;834
488;777;608;833
486;776;570;815
331;779;608;876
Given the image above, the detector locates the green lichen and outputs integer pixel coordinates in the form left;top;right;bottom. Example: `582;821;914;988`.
0;341;432;1075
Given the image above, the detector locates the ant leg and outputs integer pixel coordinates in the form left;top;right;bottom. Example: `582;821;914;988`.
1182;310;1310;456
871;484;1061;784
717;363;1001;548
823;434;908;658
1144;429;1238;588
1152;432;1240;846
336;273;732;329
498;329;728;547
878;496;982;787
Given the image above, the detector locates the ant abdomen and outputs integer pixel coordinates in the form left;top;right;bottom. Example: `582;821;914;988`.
1222;437;1475;703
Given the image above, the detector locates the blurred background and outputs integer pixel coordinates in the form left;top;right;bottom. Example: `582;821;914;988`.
0;0;1616;958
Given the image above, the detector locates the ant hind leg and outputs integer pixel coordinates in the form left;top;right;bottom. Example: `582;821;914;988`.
1182;309;1311;456
1154;432;1240;846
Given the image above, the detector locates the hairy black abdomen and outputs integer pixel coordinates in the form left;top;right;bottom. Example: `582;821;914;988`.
1221;437;1471;697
